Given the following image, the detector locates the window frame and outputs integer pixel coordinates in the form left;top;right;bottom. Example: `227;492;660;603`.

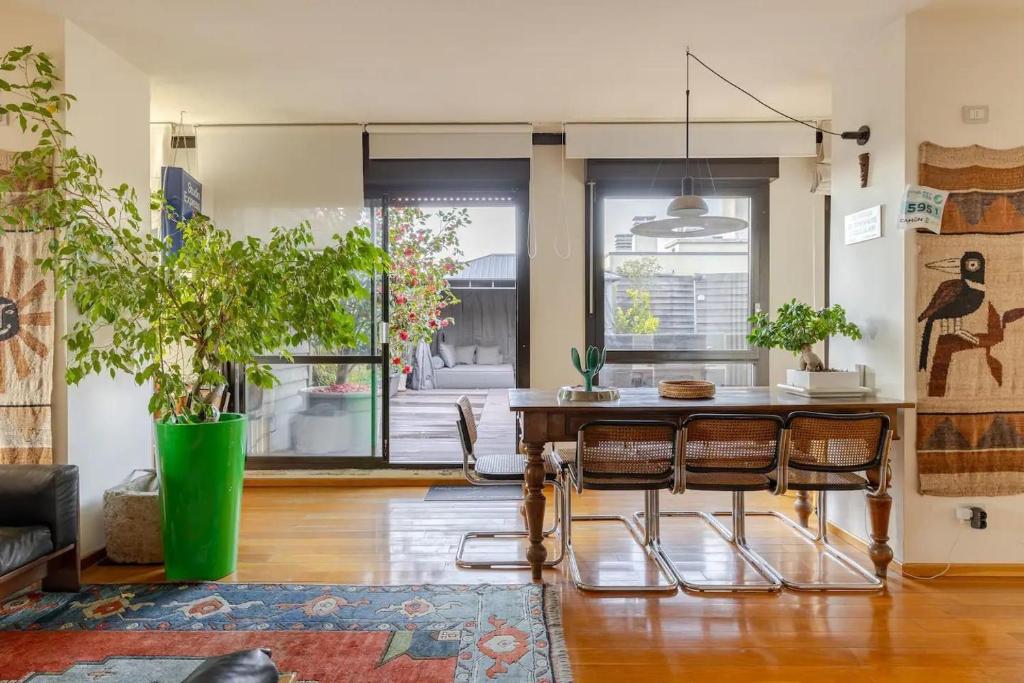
584;158;773;386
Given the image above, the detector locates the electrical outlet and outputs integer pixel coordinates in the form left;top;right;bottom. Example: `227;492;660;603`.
955;506;973;521
962;105;989;124
955;505;988;529
0;112;10;127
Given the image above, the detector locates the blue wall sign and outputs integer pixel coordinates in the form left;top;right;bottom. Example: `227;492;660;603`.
161;166;202;253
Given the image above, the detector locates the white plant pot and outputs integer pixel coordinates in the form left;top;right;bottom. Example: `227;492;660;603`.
786;368;861;390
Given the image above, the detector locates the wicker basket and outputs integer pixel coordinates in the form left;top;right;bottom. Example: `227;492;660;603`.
103;469;163;564
658;379;716;399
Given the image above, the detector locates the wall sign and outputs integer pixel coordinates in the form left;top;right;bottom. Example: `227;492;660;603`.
898;184;947;234
161;166;202;253
844;205;883;245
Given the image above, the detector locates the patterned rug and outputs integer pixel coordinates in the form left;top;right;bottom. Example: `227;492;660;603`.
916;143;1024;496
0;583;571;683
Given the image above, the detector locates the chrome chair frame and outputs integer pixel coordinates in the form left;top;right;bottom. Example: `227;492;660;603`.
452;398;565;570
635;414;785;593
561;420;682;593
702;414;894;591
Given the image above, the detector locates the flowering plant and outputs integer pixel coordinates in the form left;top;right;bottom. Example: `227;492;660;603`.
388;207;464;374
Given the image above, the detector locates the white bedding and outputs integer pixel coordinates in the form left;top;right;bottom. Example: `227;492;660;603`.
432;363;515;389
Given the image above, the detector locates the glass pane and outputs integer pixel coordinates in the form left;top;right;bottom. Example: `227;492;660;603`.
602;362;755;388
603;196;752;352
246;363;379;458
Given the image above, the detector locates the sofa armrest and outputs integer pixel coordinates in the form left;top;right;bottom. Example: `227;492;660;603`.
0;465;79;550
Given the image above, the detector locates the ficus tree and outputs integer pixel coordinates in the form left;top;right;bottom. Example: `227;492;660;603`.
388;206;462;374
747;299;861;371
0;46;388;421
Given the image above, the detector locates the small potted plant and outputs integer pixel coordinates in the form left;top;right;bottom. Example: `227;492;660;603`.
748;299;863;391
0;47;388;580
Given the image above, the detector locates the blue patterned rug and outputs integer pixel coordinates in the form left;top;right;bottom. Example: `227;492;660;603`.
0;583;571;682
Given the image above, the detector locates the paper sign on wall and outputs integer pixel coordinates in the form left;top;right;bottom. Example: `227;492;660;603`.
898;184;947;233
844;205;883;245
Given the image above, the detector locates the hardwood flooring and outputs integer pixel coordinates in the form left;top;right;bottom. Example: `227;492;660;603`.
390;388;516;464
86;486;1024;682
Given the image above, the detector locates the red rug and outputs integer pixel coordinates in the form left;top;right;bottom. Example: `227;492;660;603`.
0;583;571;682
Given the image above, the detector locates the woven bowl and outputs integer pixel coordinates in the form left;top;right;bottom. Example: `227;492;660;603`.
658;379;716;400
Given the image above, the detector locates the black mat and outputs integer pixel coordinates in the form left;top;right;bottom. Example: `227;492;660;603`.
424;485;524;501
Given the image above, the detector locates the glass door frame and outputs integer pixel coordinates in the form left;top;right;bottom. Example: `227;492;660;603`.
584;158;774;385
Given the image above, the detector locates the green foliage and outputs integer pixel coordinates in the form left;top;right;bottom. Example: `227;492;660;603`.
615;256;662;280
388;207;462;373
613;289;661;335
570;345;607;391
0;47;388;421
747;299;861;355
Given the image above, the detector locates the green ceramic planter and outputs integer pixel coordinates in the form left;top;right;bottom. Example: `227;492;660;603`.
155;413;246;581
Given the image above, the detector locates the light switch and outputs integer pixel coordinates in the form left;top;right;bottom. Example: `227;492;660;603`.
962;105;989;124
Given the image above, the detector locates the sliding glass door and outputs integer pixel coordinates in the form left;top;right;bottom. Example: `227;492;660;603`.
586;160;773;387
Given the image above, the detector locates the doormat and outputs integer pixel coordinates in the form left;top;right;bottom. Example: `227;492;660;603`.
425;485;524;501
916;142;1024;496
0;582;571;682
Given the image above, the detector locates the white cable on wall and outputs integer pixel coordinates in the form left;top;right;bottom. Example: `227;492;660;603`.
552;125;572;261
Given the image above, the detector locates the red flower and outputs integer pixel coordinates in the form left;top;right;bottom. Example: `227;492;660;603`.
403;247;414;257
402;365;412;375
395;295;407;306
409;278;418;287
408;312;417;321
441;319;450;328
399;330;409;341
391;357;402;365
429;320;437;328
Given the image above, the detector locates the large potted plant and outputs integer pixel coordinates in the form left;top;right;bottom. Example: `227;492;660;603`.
388;207;461;383
0;47;387;580
747;299;863;391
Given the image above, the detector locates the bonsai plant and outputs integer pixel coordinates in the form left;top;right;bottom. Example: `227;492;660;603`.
388;206;462;381
0;47;388;579
747;299;862;390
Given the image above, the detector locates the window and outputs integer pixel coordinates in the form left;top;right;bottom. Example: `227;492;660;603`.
586;159;774;387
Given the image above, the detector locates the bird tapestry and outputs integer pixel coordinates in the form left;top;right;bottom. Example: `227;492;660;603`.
916;143;1024;496
0;150;55;464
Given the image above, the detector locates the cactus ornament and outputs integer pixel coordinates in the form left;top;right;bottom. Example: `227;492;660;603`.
571;345;607;391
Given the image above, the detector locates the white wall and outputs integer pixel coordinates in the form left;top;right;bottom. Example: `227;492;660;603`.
62;20;154;556
0;1;64;151
528;145;586;389
768;157;826;386
900;5;1024;564
827;17;910;560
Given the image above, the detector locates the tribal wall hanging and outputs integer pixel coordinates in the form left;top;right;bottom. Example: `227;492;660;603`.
916;142;1024;496
0;150;55;464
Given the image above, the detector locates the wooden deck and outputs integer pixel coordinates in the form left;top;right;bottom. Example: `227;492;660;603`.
389;388;516;464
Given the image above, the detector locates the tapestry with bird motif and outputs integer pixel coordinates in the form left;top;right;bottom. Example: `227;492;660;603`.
917;143;1024;496
0;150;54;465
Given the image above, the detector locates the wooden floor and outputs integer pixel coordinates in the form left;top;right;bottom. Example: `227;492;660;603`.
389;388;516;464
87;486;1024;682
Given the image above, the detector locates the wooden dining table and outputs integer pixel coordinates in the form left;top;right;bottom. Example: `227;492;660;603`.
508;387;914;582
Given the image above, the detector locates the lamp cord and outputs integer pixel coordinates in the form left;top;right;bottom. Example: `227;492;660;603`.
686;50;841;138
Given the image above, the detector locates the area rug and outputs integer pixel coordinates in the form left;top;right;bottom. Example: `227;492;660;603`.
916;142;1024;495
0;583;571;683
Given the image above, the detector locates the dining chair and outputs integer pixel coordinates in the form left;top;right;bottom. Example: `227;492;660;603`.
635;413;785;592
453;395;565;569
560;420;682;592
703;411;893;591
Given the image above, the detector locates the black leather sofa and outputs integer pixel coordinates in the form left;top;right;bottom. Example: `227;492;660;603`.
0;464;80;600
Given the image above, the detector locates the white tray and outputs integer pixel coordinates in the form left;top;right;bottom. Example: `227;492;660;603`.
777;383;874;398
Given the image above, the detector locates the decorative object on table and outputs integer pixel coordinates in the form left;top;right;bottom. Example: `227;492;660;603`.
658;379;715;399
0;582;572;683
916;142;1024;496
0;152;55;466
748;299;865;395
102;469;163;564
560;345;620;401
898;184;948;233
0;47;387;580
858;152;870;188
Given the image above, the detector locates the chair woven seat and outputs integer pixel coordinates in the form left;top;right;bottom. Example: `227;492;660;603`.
473;452;560;481
782;469;869;491
685;470;772;492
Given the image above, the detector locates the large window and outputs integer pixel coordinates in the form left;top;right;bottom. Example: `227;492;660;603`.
586;160;774;387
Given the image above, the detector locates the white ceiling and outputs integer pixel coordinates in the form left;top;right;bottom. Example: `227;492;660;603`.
27;0;935;125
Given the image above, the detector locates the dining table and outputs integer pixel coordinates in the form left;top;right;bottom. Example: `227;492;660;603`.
508;386;915;582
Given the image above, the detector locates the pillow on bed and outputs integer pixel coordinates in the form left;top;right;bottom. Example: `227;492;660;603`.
438;342;456;368
431;355;445;370
454;345;477;365
476;345;501;365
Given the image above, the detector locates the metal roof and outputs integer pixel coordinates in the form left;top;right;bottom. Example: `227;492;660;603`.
449;253;516;282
